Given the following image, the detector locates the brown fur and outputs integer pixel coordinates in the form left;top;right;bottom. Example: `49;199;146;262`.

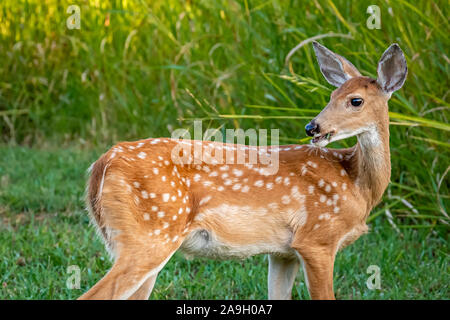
86;154;109;241
79;139;376;299
79;43;406;300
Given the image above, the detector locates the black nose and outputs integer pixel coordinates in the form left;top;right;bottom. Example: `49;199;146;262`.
305;121;320;137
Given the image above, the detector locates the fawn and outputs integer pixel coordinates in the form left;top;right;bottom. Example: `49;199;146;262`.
79;42;407;300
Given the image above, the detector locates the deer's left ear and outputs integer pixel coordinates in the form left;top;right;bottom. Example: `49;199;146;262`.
377;43;408;95
313;41;362;87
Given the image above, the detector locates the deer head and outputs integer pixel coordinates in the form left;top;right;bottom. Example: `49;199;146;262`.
305;42;408;148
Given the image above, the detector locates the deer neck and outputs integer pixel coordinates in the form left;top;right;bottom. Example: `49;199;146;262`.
352;109;391;212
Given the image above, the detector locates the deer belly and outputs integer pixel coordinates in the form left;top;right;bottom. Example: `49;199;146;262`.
179;207;294;259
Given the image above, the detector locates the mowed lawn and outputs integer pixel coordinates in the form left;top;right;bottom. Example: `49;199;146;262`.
0;146;448;300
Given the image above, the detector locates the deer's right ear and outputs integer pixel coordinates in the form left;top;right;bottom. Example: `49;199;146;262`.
312;41;361;87
377;43;408;95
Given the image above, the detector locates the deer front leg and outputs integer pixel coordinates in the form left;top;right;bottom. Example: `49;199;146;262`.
294;246;336;300
267;254;300;300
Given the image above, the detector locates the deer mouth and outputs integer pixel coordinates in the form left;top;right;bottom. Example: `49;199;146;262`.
312;131;334;144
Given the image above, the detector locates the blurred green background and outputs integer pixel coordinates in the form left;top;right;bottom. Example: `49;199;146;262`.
0;0;448;299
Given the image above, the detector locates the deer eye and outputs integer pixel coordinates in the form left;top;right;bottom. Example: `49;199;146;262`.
350;98;363;107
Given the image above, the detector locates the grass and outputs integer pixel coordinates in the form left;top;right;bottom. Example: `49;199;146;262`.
0;0;448;228
0;146;448;299
0;0;449;299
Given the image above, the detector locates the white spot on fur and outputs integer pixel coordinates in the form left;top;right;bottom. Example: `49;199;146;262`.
281;195;291;204
203;181;213;187
137;152;147;159
254;180;264;187
301;165;307;176
162;193;170;202
232;183;242;191
319;213;330;220
199;196;212;205
307;161;317;168
232;169;243;177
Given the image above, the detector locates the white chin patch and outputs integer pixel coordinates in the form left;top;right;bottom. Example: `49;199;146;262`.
312;138;330;148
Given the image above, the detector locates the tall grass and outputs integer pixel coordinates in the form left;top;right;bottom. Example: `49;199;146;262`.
0;0;448;231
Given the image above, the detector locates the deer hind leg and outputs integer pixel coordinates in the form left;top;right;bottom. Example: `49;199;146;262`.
127;274;158;300
78;248;175;300
81;164;191;300
79;200;188;300
268;254;300;300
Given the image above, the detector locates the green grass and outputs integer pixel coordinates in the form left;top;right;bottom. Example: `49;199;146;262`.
0;146;448;299
0;0;448;228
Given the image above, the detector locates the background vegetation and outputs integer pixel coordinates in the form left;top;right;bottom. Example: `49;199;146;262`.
0;0;448;299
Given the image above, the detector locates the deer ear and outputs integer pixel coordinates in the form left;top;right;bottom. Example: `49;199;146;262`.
312;41;361;87
377;43;408;95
